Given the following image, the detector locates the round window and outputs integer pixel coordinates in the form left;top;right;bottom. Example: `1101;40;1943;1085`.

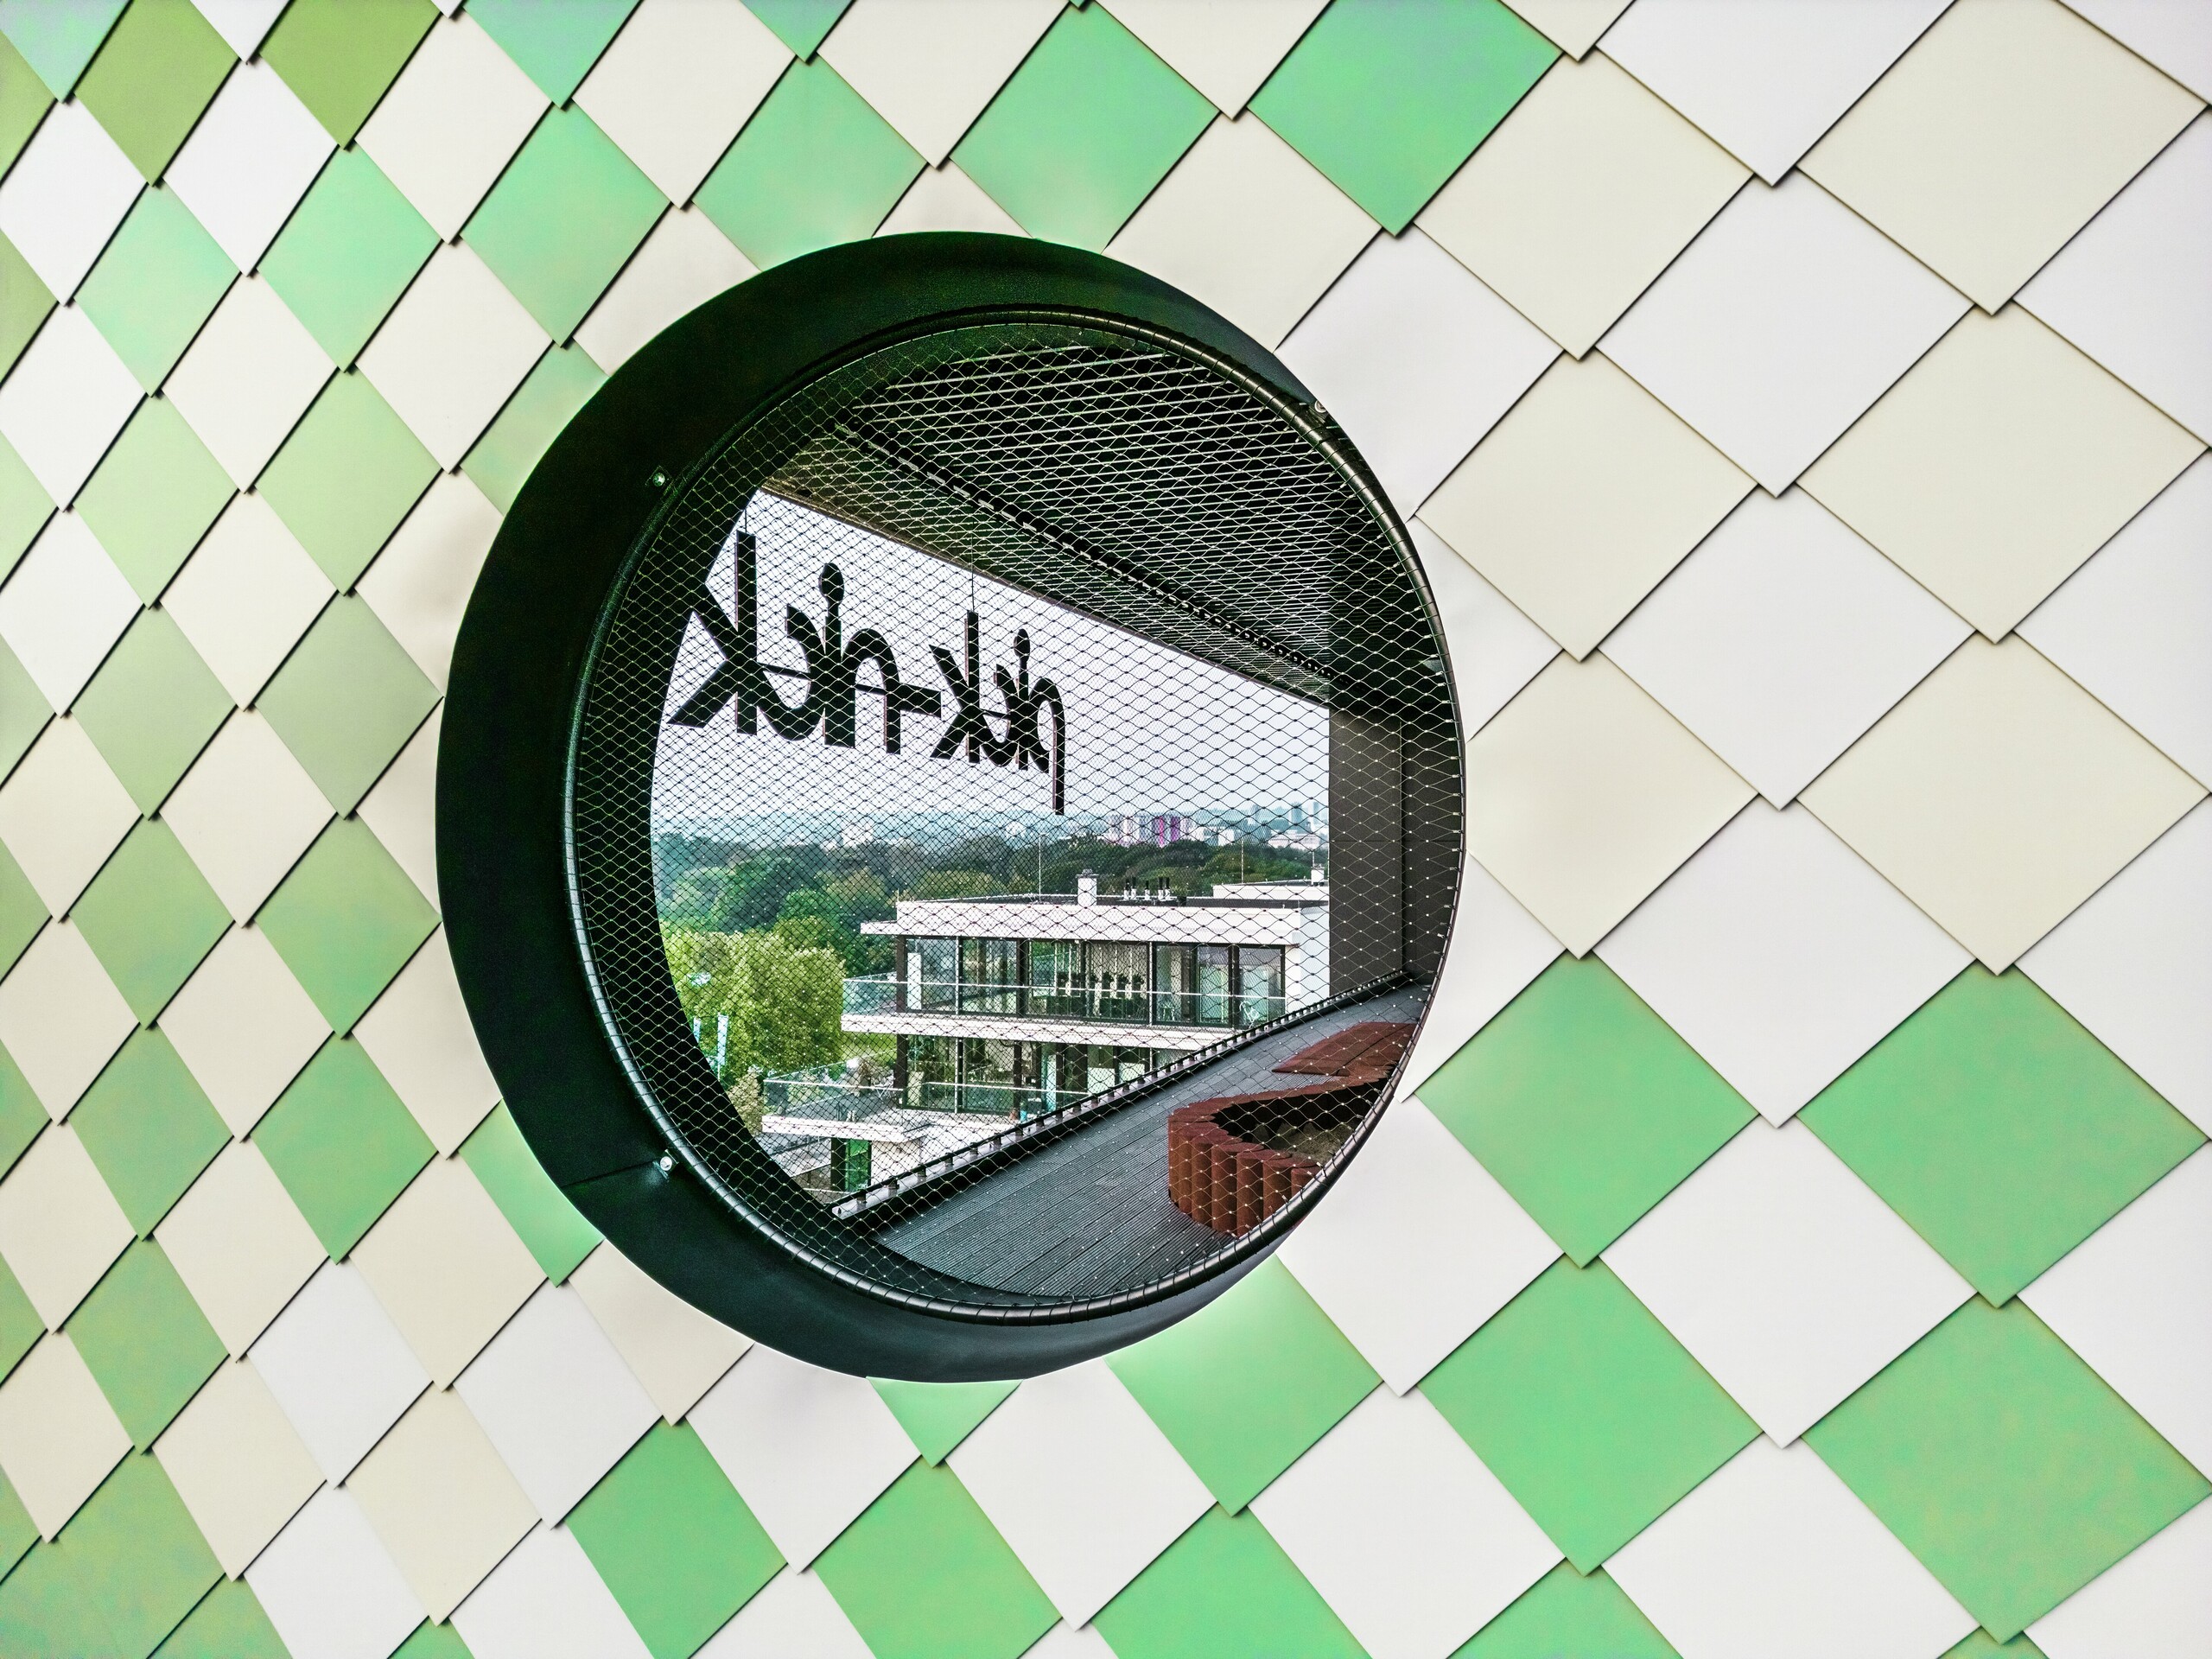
442;237;1464;1378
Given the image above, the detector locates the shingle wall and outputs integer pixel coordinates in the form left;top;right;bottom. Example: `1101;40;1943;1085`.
0;1;2203;1655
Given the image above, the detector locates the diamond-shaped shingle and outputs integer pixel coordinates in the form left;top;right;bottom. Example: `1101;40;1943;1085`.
1805;1296;2209;1641
1800;964;2202;1306
949;2;1213;251
1800;636;2204;970
1420;1258;1756;1573
1421;954;1754;1265
1800;0;2201;312
1247;0;1556;233
1802;306;2202;641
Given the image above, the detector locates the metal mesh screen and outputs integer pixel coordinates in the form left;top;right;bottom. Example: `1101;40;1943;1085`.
570;316;1461;1318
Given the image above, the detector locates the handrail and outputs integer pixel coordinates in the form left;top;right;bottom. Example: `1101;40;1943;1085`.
827;973;1410;1225
842;975;1289;1029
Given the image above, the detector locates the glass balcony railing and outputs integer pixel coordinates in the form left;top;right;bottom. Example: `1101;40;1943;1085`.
841;976;1288;1029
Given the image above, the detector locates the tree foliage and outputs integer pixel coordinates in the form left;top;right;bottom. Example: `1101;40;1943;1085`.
665;927;842;1075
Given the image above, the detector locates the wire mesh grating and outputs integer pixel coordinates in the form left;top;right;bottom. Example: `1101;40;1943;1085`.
569;315;1461;1319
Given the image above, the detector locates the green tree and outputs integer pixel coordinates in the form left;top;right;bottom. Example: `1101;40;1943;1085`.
912;869;1001;899
710;854;812;932
666;928;842;1074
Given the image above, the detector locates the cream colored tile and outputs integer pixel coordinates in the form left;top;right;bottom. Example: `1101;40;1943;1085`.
357;474;501;694
1505;0;1632;60
575;0;790;203
156;1141;326;1357
821;0;1063;165
353;931;500;1156
0;922;136;1122
346;1387;535;1620
1463;652;1753;956
1801;0;2203;310
1106;115;1377;348
155;1357;322;1577
356;708;440;909
1097;0;1330;113
162;493;334;708
575;207;755;376
350;1157;542;1387
877;161;1025;239
1802;637;2206;969
1802;307;2202;639
0;715;135;918
160;926;329;1138
0;1333;130;1537
1419;51;1747;356
0;1124;133;1328
355;13;548;240
1418;353;1751;658
162;712;333;924
569;1243;750;1422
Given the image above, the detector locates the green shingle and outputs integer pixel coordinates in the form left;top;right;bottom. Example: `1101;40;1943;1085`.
391;1619;474;1659
1092;1506;1363;1659
461;334;599;504
814;1462;1051;1659
255;595;438;814
260;148;435;367
71;609;232;811
0;229;52;384
1808;1296;2207;1641
149;1578;289;1659
569;1421;783;1659
1941;1630;2046;1658
66;1243;224;1450
0;836;41;977
257;818;436;1033
56;1453;221;1658
459;1103;601;1282
258;372;436;588
1109;1258;1376;1512
254;1036;433;1258
0;1465;34;1580
75;0;234;182
1421;955;1753;1264
258;0;436;146
0;0;126;99
0;1038;43;1184
74;399;233;602
0;434;54;585
871;1377;1017;1466
464;106;663;342
1421;1258;1756;1572
67;1028;227;1236
0;31;54;178
951;3;1211;250
696;58;920;270
0;1249;40;1386
71;819;229;1024
73;188;233;395
1802;966;2204;1303
1249;0;1554;232
461;343;604;513
0;1539;118;1656
1456;1560;1678;1657
0;643;48;795
741;0;850;61
465;0;639;103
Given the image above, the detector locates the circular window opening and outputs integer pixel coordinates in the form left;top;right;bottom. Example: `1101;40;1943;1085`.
443;238;1464;1378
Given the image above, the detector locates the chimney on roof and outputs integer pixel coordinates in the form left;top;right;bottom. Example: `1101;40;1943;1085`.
1077;870;1097;907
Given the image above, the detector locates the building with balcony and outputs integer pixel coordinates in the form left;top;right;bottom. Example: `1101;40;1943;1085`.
847;871;1330;1118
